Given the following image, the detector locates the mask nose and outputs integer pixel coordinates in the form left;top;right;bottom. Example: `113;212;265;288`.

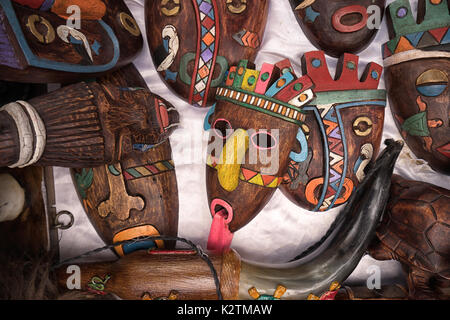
216;129;249;192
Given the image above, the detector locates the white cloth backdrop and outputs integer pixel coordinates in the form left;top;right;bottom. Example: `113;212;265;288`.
54;0;450;288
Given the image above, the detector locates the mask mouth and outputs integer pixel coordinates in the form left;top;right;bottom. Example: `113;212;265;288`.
210;199;233;224
113;225;163;256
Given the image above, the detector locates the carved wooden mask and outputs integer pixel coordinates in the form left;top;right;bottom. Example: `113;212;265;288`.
289;0;386;57
382;0;450;175
0;0;143;83
70;65;179;256
204;59;315;252
280;51;386;212
145;0;269;108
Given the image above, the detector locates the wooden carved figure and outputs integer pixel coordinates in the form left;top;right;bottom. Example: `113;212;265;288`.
280;51;386;212
382;0;450;175
145;0;269;108
55;140;404;300
289;0;386;57
0;64;179;169
369;175;450;300
0;0;143;83
71;65;179;256
203;59;315;252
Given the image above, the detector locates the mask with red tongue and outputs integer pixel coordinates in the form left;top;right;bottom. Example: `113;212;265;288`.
204;59;316;253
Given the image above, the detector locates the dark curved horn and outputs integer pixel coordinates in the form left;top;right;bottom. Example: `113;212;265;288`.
238;139;404;299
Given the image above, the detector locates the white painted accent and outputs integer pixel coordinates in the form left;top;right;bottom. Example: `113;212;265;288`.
0;173;25;222
157;25;180;72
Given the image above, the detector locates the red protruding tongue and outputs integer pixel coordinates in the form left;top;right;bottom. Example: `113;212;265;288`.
207;209;234;253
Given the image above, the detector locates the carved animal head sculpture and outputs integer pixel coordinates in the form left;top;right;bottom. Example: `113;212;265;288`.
145;0;269;108
70;65;179;256
369;174;450;300
204;59;316;252
280;51;386;212
289;0;386;57
382;0;450;175
0;0;143;83
0;64;179;169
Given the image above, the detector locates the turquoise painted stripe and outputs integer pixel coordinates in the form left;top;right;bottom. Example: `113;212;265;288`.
311;90;386;106
1;0;120;73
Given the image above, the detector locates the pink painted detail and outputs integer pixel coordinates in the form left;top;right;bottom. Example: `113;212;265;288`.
207;199;234;253
250;130;278;150
212;118;233;140
320;290;339;300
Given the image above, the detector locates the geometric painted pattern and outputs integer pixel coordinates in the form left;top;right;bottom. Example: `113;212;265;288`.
189;0;219;107
383;26;450;59
207;155;283;188
122;160;175;181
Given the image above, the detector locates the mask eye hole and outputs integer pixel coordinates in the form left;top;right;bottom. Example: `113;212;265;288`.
416;69;448;97
213;119;233;139
251;131;277;150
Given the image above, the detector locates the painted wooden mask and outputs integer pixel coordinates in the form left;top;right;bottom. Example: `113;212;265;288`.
69;65;179;256
382;0;450;175
145;0;269;108
204;59;316;252
289;0;386;57
280;51;386;212
0;64;179;169
0;0;143;83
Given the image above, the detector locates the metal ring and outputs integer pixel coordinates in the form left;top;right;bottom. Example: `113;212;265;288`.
119;12;141;37
26;14;55;44
54;210;74;230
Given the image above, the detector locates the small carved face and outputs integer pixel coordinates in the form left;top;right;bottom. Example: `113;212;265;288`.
145;0;269;107
0;0;143;82
385;59;450;174
289;0;386;57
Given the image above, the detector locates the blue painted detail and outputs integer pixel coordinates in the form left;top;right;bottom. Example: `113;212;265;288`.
91;40;101;55
354;156;364;174
305;6;320;23
265;72;295;97
442;29;450;44
405;31;424;47
371;70;379;80
417;84;447;97
304;106;329;212
203;103;216;131
69;36;82;45
40;0;55;11
133;144;155;152
289;128;309;162
163;38;169;52
312;59;321;68
122;239;157;255
0;0;120;73
165;69;178;81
